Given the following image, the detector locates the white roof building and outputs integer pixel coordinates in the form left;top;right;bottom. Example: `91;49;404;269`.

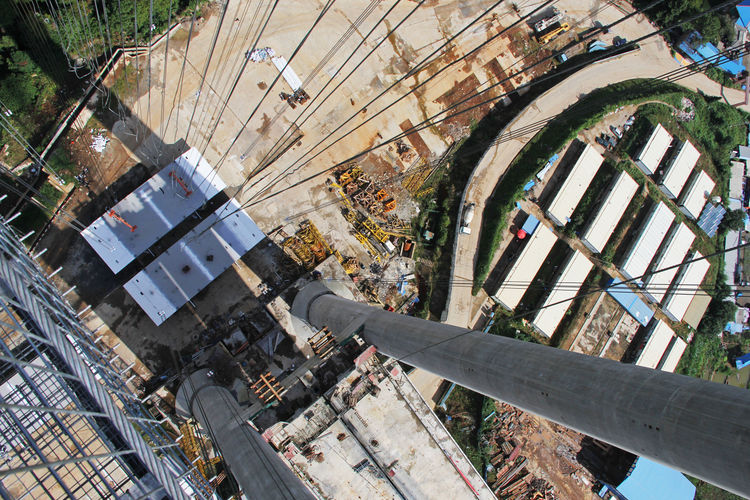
678;170;715;220
725;229;741;285
636;320;675;369
546;143;603;226
662;252;711;322
581;171;639;254
621;202;675;282
82;148;227;273
635;123;672;175
531;250;593;338
643;223;695;304
658;140;699;199
658;336;688;373
729;161;745;201
492;223;557;311
124;200;264;325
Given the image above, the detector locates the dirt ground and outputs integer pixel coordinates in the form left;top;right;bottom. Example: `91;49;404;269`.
569;292;643;361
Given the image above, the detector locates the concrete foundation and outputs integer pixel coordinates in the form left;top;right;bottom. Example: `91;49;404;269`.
292;282;750;497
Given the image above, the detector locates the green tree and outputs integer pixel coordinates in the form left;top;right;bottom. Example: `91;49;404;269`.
699;298;737;336
720;209;746;233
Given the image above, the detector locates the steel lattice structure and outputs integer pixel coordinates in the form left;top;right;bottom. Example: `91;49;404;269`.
0;218;211;499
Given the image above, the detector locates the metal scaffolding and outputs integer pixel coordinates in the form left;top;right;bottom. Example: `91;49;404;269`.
0;218;212;499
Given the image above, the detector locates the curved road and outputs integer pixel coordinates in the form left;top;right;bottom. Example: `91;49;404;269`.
444;26;750;328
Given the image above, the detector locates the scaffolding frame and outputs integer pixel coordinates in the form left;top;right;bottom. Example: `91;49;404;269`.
0;218;212;499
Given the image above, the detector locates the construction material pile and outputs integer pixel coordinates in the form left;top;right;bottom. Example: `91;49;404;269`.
246;47;275;62
90;129;109;153
486;403;557;500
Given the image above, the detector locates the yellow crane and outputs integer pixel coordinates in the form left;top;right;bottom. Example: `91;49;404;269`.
539;22;570;44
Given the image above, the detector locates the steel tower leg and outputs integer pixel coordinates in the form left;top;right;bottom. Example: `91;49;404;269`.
292;282;750;497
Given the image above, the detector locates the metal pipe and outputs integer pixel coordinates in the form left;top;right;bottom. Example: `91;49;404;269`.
0;402;107;417
176;370;315;500
0;451;135;476
293;282;750;497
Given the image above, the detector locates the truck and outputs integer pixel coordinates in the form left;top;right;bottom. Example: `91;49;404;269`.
460;203;475;234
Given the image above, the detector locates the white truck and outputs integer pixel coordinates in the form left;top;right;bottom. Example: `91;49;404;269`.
460;203;475;234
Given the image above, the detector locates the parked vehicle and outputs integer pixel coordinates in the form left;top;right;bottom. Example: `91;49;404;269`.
460;203;476;234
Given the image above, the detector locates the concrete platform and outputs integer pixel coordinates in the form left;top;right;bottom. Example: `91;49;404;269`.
82;147;226;273
124;199;263;325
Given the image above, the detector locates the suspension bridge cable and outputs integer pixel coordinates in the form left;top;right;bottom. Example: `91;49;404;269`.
233;0;511;189
163;0;201;143
191;0;260;152
244;0;659;203
233;0;386;165
183;0;231;146
241;0;739;214
198;0;338;181
192;0;277;159
157;0;176;164
194;0;281;179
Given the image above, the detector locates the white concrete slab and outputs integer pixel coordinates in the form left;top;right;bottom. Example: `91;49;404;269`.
82;148;227;273
272;56;303;91
492;223;557;311
621;202;675;283
679;170;715;220
124;199;264;325
643;223;695;304
532;250;593;338
659;337;687;373
636;320;674;369
546;143;603;226
659;140;699;199
662;252;710;322
635;123;672;175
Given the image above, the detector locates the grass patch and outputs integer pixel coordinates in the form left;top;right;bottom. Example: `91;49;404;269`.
488;311;539;343
515;240;571;317
600;184;647;264
677;334;730;378
690;477;744;500
439;385;486;472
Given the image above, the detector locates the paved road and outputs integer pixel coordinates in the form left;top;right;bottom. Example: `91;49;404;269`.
444;30;750;328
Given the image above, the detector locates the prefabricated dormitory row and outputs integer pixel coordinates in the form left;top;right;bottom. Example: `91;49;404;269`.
491;133;711;341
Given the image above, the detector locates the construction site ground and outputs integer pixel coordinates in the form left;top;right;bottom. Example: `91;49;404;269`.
32;0;569;374
18;0;740;496
441;384;599;500
568;293;640;360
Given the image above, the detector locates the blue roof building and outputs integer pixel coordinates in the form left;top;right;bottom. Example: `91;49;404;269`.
737;1;750;29
520;213;541;236
678;32;745;76
598;457;696;500
606;279;654;327
736;352;750;370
